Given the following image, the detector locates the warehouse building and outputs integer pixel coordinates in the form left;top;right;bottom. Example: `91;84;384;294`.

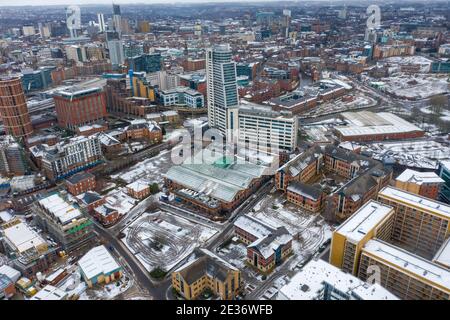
335;111;424;142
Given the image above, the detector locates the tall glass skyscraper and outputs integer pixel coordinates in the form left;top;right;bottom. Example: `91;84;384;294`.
206;44;239;135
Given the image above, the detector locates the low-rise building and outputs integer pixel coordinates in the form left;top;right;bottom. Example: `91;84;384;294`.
30;284;68;300
65;172;96;196
172;248;241;300
126;180;151;200
234;214;292;273
275;145;323;191
286;182;324;212
335;111;424;142
159;86;205;108
78;245;122;288
395;169;444;200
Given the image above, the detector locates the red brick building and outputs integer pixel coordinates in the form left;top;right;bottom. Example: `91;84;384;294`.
93;204;119;227
234;215;293;274
65;172;96;196
54;87;107;130
126;180;151;200
286;182;324;213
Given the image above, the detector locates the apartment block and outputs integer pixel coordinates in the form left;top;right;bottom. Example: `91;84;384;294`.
65;171;96;196
33;193;95;253
329;200;395;275
41;135;103;181
377;186;450;259
358;239;450;300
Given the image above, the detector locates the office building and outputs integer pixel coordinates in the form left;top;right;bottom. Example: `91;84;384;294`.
108;39;125;66
33;192;95;252
97;13;106;32
159;86;204;108
235;101;298;152
234;214;293;273
172;248;241;300
0;76;33;138
54;86;107;130
112;4;122;36
21;67;54;92
129;53;161;73
206;44;239;135
438;161;450;204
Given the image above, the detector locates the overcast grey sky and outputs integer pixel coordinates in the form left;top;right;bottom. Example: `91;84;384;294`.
0;0;352;6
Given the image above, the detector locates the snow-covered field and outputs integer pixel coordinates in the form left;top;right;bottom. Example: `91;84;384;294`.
121;211;218;272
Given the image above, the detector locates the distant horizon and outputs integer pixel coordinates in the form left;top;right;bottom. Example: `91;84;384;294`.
0;0;440;7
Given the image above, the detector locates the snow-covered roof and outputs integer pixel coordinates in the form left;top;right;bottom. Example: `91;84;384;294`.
3;221;46;253
336;111;423;137
0;265;21;283
277;259;398;300
378;186;450;220
38;194;83;225
234;214;277;239
126;180;149;193
395;169;444;185
362;239;450;292
78;245;121;280
433;238;450;269
30;285;67;300
334;200;394;243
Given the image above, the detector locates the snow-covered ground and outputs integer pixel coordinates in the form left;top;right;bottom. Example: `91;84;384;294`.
110;149;173;186
420;106;450;122
364;139;450;169
121;211;218;272
383;56;433;73
380;73;449;100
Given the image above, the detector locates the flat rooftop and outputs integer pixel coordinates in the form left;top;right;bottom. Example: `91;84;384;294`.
433;237;450;269
335;111;423;137
278;259;398;300
378;186;450;220
396;169;444;185
334;200;394;243
363;239;450;292
3;221;46;253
